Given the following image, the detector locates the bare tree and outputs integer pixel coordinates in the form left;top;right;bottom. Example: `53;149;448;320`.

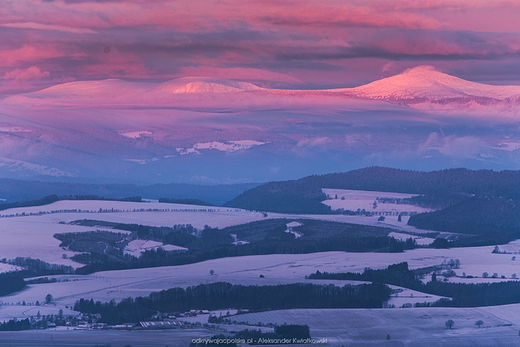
475;320;484;328
445;319;454;329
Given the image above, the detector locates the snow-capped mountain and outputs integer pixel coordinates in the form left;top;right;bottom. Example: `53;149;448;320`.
339;66;520;103
152;77;264;94
5;67;520;108
2;77;264;106
1;67;520;183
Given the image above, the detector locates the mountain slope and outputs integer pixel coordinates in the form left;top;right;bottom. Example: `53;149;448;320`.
342;66;520;103
225;167;520;213
152;77;264;93
5;66;520;107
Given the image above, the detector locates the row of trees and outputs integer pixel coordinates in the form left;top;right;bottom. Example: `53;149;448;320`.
75;234;412;274
74;282;391;325
225;167;520;214
0;273;25;296
308;262;520;307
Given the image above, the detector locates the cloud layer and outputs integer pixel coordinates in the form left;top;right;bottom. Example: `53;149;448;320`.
1;0;520;93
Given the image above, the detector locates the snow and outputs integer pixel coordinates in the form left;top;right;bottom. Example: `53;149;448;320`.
124;239;187;257
3;77;263;107
0;305;78;322
118;130;152;139
494;240;520;254
232;306;520;346
0;263;22;274
388;232;435;245
230;233;249;245
321;188;432;214
0;252;448;322
0;215;130;267
153;77;264;94
4;243;519;308
0;157;76;177
344;65;520;101
176;140;266;155
0;200;438;267
6;67;520;110
285;221;303;238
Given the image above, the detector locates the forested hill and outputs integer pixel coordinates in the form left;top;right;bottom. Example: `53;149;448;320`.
0;179;258;205
224;167;520;213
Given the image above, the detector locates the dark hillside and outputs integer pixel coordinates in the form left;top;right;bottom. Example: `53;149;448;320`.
408;197;520;238
225;167;520;213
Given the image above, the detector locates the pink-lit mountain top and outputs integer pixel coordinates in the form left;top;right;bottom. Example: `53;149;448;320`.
4;66;520;108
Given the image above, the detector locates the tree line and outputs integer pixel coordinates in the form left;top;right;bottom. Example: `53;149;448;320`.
225;167;520;214
74;235;413;274
308;262;520;307
74;282;390;325
0;273;25;296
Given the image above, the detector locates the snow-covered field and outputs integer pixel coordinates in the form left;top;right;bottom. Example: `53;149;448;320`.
123;240;187;257
0;215;128;267
0;200;434;267
0;304;77;322
322;188;432;214
1;244;517;318
388;231;435;245
0;263;22;274
0;329;214;347
234;306;520;346
494;239;520;254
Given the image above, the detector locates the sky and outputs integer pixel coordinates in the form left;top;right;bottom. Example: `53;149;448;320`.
1;0;520;94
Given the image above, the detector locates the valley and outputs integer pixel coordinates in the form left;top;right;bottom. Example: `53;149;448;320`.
1;174;520;346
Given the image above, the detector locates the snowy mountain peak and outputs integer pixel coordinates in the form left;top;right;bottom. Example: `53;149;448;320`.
347;65;520;102
154;77;263;94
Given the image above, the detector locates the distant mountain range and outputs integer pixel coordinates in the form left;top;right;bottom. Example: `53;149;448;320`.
0;66;519;183
0;179;258;205
5;66;520;107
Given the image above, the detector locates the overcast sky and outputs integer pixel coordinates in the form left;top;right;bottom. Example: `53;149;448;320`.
1;0;520;93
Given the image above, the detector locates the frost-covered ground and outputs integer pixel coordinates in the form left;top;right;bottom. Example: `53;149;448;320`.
2;245;516;318
0;304;77;322
388;231;435;245
0;200;433;267
0;216;127;267
0;329;214;347
123;239;187;257
0;263;22;274
233;306;520;346
322;188;432;214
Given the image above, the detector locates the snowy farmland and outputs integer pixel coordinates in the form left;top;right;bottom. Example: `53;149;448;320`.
3;198;520;346
388;231;435;245
0;263;22;274
321;188;432;214
123;239;187;257
0;199;433;267
3;244;519;316
233;306;520;346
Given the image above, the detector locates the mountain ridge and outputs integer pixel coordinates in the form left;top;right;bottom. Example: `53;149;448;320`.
5;66;520;107
224;167;520;214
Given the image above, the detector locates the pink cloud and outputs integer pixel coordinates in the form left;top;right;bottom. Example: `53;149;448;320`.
177;66;302;85
3;66;50;80
0;0;519;89
0;0;441;33
0;45;63;67
1;22;97;34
